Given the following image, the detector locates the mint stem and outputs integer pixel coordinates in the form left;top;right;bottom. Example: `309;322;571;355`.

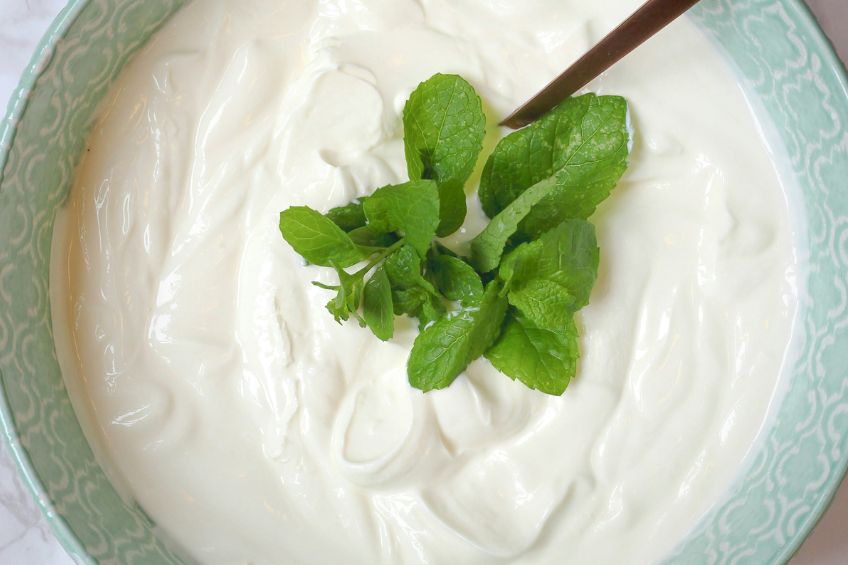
354;238;406;278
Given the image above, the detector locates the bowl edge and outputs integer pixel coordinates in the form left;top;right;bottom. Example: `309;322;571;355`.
770;6;848;562
0;1;846;564
0;1;97;562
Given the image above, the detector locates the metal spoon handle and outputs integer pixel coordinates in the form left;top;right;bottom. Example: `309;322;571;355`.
500;0;701;128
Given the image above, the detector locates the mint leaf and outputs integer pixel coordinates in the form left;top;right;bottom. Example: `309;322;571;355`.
418;294;445;329
470;176;558;272
404;74;486;236
505;219;599;309
495;241;530;291
384;245;445;326
428;254;483;306
485;312;579;395
363;180;439;257
363;267;394;340
392;287;444;328
508;279;575;333
479;94;628;237
348;226;398;249
408;281;508;391
326;201;367;232
486;222;591;396
384;245;437;294
464;285;511;364
319;264;365;323
393;288;427;315
280;207;364;268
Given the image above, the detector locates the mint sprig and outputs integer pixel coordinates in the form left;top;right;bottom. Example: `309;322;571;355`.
479;93;629;238
279;75;630;396
403;74;486;236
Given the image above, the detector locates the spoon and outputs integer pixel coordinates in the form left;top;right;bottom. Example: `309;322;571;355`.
501;0;701;129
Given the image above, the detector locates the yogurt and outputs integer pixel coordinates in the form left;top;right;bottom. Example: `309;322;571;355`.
50;0;799;563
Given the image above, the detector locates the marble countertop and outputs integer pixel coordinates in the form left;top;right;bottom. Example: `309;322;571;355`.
0;1;845;563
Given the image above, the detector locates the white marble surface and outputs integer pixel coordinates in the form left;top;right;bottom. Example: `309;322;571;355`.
0;1;845;563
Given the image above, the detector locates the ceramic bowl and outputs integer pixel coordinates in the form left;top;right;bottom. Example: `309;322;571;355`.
1;0;846;563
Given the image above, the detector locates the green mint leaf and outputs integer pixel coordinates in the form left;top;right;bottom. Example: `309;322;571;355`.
391;287;426;317
280;206;365;268
384;245;438;294
363;267;394;340
495;240;529;293
348;225;399;249
485;312;579;396
385;245;445;326
392;288;425;317
326;201;367;232
508;279;575;333
403;74;486;236
470;176;558;272
479;94;629;237
428;255;483;306
408;281;508;391
363;180;439;257
418;294;445;329
504;219;599;310
464;285;511;364
323;264;365;323
392;288;445;329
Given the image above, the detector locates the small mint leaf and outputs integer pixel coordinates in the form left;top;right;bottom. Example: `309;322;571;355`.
363;267;394;340
385;246;445;326
428;254;483;306
508;279;575;333
348;225;398;250
324;264;364;323
504;219;599;310
384;245;438;294
326;201;367;232
404;74;486;236
280;206;364;268
485;312;579;396
363;180;439;257
408;281;508;391
470;176;558;272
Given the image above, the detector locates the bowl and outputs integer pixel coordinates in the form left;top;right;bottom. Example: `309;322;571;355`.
1;0;846;563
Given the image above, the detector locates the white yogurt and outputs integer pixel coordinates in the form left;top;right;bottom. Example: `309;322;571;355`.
50;0;799;563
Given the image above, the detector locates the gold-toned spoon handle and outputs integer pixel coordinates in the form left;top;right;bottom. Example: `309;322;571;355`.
500;0;701;129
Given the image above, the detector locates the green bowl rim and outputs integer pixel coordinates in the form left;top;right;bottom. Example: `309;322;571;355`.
773;10;848;564
0;1;846;563
0;3;97;561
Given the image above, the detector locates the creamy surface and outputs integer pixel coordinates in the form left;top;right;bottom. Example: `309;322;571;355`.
50;1;799;564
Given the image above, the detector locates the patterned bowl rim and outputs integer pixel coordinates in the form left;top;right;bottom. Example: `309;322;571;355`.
0;1;846;563
0;3;98;561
